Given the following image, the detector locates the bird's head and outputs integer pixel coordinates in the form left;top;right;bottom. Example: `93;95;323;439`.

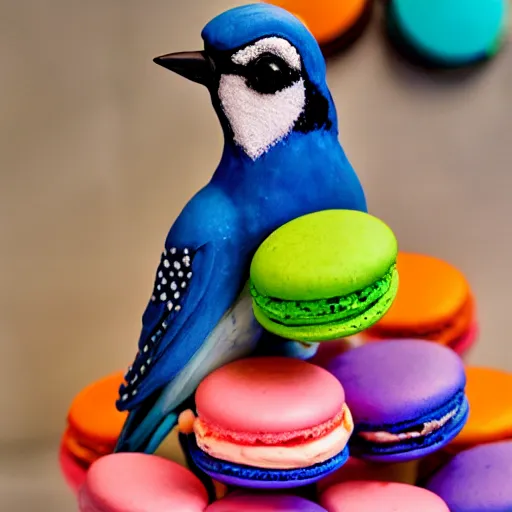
154;3;337;161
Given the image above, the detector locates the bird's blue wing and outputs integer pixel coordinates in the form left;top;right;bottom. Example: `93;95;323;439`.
116;241;215;411
113;184;244;453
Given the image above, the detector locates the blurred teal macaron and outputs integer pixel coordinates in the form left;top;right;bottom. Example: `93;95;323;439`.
388;0;508;67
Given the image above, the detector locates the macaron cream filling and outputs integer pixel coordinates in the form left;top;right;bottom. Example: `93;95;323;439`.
354;390;468;452
193;403;354;470
359;408;458;443
250;265;396;327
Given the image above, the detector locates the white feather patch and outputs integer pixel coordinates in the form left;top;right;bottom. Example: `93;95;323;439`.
218;75;305;160
232;37;301;70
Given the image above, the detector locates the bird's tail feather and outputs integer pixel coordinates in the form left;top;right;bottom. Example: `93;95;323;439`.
115;390;183;454
144;412;178;454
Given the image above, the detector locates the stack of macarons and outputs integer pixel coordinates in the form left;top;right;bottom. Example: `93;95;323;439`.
71;208;512;511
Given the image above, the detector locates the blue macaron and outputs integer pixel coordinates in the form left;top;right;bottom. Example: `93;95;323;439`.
187;435;349;489
388;0;507;67
326;339;469;462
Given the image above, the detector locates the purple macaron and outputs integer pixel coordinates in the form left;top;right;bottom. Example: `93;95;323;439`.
206;492;327;511
426;441;512;511
326;339;469;462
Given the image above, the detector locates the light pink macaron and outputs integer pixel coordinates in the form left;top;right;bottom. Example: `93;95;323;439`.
316;457;419;492
206;491;327;511
78;453;208;512
320;481;449;512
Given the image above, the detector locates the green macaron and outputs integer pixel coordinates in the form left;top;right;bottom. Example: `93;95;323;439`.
249;210;399;342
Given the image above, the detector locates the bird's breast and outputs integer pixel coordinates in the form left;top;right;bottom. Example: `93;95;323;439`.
159;284;262;411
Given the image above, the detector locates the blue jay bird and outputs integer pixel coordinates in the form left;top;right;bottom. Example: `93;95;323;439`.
115;3;367;454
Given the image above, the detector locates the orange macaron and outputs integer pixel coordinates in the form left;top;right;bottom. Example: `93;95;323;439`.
418;366;512;483
63;371;127;466
448;366;512;452
364;252;477;354
267;0;373;50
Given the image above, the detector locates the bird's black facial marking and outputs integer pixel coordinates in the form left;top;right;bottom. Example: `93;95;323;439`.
244;53;300;95
205;50;300;94
294;82;332;133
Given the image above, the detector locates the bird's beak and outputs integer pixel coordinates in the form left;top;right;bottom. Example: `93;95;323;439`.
153;51;214;88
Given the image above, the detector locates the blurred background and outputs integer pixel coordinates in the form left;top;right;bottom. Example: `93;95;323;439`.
0;0;511;509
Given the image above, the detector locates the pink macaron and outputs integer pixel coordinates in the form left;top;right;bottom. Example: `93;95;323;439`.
59;441;87;493
316;456;419;492
78;453;208;512
320;481;449;512
206;491;327;511
186;357;353;489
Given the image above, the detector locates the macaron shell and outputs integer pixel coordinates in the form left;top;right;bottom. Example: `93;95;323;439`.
320;481;449;512
250;210;398;301
316;457;419;492
269;0;368;45
59;441;87;494
189;437;349;490
202;468;332;490
79;453;208;512
63;429;109;465
424;294;474;345
449;366;512;451
206;492;327;511
67;371;127;446
373;294;474;346
426;441;512;511
326;340;466;425
391;0;508;65
253;270;398;342
196;357;344;433
449;322;479;357
354;394;468;463
366;252;471;336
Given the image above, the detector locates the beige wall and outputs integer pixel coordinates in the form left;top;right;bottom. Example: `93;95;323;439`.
1;0;511;443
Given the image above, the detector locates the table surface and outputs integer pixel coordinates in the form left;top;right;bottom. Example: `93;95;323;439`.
1;1;511;508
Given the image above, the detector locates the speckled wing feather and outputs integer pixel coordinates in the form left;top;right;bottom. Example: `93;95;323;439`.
117;243;214;411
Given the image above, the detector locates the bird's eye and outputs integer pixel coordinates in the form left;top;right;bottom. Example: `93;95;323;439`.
245;53;299;94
